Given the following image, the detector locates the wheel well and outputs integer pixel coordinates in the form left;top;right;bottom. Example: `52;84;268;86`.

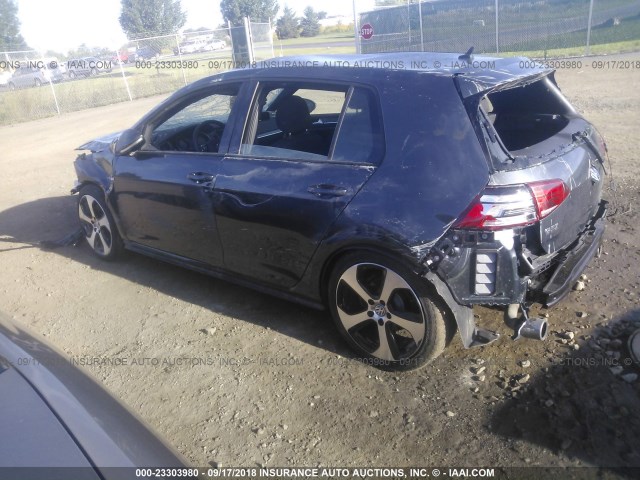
75;181;103;195
319;246;458;344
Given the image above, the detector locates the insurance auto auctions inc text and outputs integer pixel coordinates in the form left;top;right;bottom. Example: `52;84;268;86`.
203;467;496;478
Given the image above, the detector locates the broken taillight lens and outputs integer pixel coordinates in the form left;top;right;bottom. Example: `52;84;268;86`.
454;180;568;230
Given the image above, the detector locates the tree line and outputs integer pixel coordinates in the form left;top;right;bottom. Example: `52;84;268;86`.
0;0;335;57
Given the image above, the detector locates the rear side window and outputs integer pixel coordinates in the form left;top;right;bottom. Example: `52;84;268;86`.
240;82;384;164
332;88;384;165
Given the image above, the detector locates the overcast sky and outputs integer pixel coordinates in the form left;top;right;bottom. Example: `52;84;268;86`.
16;0;375;53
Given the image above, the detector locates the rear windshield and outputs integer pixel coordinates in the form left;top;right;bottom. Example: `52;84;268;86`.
479;76;585;169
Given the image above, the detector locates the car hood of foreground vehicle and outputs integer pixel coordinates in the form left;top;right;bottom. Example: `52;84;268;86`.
0;311;189;475
76;130;124;153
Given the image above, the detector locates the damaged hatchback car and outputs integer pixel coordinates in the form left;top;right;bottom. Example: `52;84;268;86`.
72;52;607;370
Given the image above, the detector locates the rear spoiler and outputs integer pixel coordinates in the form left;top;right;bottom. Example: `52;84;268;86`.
453;57;554;103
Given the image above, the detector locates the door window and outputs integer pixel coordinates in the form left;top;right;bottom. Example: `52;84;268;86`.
150;83;240;153
240;82;384;164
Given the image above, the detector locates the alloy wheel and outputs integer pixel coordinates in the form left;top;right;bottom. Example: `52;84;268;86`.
335;263;426;361
78;194;113;257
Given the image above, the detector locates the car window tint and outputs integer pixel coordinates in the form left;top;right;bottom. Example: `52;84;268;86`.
242;83;348;161
332;88;385;165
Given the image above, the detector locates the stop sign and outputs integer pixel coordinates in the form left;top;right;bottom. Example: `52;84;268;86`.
360;23;374;40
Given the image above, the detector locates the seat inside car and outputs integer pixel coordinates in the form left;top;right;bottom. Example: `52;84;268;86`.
272;95;325;155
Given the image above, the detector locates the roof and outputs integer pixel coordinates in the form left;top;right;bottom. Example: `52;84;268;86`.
188;52;552;100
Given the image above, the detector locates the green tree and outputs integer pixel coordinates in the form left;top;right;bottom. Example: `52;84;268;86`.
220;0;279;26
276;6;299;39
119;0;186;39
0;0;28;51
300;6;320;37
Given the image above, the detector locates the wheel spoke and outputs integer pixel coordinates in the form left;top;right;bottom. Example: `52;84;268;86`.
97;230;112;255
97;215;110;229
337;309;369;331
78;204;92;224
86;228;97;248
372;324;395;361
340;265;372;303
389;313;425;343
87;198;99;219
379;268;408;304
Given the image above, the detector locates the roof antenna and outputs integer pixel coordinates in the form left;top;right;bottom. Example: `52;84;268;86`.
458;47;474;62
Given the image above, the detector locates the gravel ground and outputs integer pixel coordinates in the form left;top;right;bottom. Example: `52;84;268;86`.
0;55;639;475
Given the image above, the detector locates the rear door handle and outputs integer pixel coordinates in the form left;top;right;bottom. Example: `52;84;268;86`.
307;184;348;198
188;172;215;184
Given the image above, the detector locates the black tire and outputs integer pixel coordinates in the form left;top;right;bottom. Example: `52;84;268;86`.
77;185;122;260
69;71;76;79
328;252;448;371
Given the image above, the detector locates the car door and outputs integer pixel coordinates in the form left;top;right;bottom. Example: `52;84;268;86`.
112;82;247;267
214;82;384;288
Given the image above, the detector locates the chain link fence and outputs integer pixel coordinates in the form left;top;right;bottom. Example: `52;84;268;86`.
358;0;640;55
0;20;273;126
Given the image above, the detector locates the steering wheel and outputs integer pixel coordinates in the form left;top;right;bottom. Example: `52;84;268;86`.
192;120;225;152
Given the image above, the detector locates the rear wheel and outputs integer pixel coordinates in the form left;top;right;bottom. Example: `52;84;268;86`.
328;252;448;371
78;185;122;260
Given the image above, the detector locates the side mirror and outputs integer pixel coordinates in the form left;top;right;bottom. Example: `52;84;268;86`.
113;128;144;156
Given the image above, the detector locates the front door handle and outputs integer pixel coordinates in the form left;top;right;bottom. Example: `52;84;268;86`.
307;184;348;198
188;172;215;184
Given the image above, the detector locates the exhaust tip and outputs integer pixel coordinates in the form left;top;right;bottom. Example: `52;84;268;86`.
519;317;548;341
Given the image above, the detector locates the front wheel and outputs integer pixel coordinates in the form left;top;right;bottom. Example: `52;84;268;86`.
328;253;449;371
78;185;122;260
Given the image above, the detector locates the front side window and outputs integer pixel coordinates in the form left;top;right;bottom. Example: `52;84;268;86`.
151;83;240;153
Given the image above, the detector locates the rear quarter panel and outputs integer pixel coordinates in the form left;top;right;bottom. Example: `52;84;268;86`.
327;72;489;257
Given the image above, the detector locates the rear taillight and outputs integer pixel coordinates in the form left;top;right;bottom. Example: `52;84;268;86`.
455;179;568;230
528;179;568;218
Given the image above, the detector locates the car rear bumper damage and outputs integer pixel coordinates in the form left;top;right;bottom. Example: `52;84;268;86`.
422;200;607;348
533;200;607;307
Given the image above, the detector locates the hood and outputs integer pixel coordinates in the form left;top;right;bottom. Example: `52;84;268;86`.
76;130;123;152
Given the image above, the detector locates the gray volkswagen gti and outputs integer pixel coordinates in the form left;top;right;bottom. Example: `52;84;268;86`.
72;52;608;370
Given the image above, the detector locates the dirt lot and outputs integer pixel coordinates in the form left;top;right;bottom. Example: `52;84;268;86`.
1;55;639;475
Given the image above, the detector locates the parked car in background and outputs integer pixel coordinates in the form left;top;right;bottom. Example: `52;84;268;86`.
174;38;209;55
0;311;192;476
204;39;226;51
7;59;65;89
66;56;113;79
135;46;161;61
112;49;133;64
72;52;607;371
0;70;12;89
